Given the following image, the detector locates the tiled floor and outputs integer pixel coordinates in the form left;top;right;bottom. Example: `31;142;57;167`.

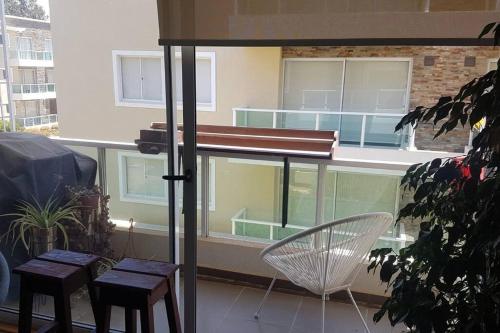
5;279;407;332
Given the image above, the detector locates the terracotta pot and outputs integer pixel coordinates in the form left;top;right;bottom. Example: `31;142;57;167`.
79;194;100;209
31;227;57;257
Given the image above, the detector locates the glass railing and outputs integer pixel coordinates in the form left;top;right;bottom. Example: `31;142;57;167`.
18;114;58;127
9;49;53;61
12;83;56;95
233;107;411;148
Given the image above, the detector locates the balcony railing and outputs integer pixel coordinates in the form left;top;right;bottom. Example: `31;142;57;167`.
231;207;412;251
10;49;53;61
51;137;414;253
233;107;412;149
18;114;58;128
12;83;56;95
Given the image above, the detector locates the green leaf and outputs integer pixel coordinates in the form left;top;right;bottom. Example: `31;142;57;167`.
478;22;496;39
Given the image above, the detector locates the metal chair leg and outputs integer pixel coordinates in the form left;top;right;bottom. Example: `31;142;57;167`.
321;294;327;333
254;272;278;319
347;288;371;333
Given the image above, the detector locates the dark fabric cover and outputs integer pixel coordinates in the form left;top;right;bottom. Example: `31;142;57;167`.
0;132;97;215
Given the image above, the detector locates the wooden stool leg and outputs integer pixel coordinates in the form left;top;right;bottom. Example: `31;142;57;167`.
54;290;73;333
125;307;137;333
18;277;34;333
87;264;100;328
139;301;155;333
165;278;182;333
96;304;111;333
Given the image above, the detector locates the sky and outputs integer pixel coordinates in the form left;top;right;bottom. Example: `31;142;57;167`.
38;0;50;18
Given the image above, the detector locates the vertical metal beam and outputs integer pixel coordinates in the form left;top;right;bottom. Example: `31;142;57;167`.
281;157;290;228
200;153;209;238
315;163;327;226
97;147;107;196
0;0;16;131
164;46;180;268
181;45;197;333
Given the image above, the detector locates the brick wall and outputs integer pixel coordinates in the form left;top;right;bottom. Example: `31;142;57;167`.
282;46;500;152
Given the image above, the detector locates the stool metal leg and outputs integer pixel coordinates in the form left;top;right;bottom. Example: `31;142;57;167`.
18;277;34;333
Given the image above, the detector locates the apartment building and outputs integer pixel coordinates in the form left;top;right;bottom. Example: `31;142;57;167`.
1;15;56;128
50;0;498;265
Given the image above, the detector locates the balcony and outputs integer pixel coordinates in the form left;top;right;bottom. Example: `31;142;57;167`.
12;83;56;100
0;135;418;331
9;49;54;67
233;108;413;149
17;114;58;128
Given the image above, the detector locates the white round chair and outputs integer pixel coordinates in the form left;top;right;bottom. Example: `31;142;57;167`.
255;212;394;333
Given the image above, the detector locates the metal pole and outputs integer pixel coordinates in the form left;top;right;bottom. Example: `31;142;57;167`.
200;153;209;238
0;0;16;131
97;147;107;196
181;45;197;333
163;46;181;300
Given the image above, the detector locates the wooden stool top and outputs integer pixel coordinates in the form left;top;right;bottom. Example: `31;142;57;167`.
94;270;165;293
38;249;100;267
113;258;178;278
13;259;80;280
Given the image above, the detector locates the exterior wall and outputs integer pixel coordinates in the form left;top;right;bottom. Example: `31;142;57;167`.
283;46;500;152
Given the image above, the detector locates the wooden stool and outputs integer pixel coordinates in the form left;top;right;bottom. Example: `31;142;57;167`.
37;250;101;327
13;259;89;333
112;258;181;333
94;270;170;333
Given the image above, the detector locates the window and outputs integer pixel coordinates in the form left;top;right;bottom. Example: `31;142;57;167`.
118;152;216;209
112;51;164;107
112;50;216;111
281;58;411;147
18;37;32;51
44;39;53;52
175;52;216;111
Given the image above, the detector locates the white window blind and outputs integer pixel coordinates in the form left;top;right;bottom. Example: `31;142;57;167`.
120;56;162;102
113;50;215;110
175;52;216;111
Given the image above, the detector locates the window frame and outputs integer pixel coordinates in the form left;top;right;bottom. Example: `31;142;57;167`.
112;50;216;111
174;51;217;112
112;50;166;108
280;57;413;115
118;151;216;210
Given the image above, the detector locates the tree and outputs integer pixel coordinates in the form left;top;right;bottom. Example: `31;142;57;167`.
5;0;47;21
368;24;500;332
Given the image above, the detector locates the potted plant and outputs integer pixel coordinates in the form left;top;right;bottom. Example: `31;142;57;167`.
1;196;84;256
367;24;500;332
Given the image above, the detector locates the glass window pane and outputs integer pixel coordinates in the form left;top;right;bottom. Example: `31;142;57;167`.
334;172;398;219
196;58;212;104
141;57;162;101
283;60;343;111
121;57;141;100
364;115;404;147
343;60;408;114
175;55;214;106
125;156;165;198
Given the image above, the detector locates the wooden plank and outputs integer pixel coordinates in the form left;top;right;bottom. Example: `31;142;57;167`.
138;124;336;159
94;270;164;292
13;259;80;280
38;249;100;268
113;258;178;278
151;122;336;141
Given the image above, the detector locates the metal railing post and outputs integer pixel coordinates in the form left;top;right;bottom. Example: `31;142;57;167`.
97;147;107;196
360;115;367;148
200;154;209;237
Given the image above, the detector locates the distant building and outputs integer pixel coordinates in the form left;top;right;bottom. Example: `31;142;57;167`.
1;15;56;128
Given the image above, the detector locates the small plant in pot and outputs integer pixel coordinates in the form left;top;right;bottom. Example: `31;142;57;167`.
1;196;84;257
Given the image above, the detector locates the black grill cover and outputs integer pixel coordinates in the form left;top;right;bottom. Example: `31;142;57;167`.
0;132;97;215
